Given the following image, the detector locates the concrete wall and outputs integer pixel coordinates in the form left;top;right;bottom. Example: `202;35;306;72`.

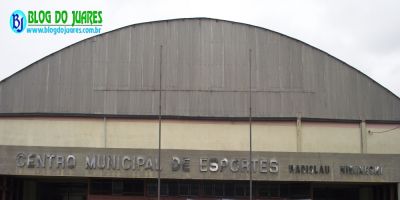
0;117;399;154
106;119;158;149
366;123;400;154
252;121;297;152
0;118;104;148
302;122;361;153
162;120;249;151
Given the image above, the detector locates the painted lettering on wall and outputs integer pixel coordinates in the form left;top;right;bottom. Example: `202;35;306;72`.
340;165;383;175
288;164;330;175
15;153;383;177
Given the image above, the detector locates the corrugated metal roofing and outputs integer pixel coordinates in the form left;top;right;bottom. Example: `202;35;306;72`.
0;18;399;121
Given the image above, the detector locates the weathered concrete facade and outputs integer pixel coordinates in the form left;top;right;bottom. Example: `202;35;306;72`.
0;118;400;154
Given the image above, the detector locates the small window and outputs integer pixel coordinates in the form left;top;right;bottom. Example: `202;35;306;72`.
289;183;311;198
235;183;249;197
215;182;224;197
147;181;173;196
258;183;270;197
190;182;199;196
147;182;157;196
90;179;112;195
169;182;178;196
203;182;214;196
123;180;144;195
270;184;280;197
280;184;289;198
179;183;190;196
160;182;168;196
112;181;123;195
258;183;280;197
224;182;235;197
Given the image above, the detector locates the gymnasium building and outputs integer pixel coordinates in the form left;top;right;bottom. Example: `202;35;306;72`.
0;18;399;200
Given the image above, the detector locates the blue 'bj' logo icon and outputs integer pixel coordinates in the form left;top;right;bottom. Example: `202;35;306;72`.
10;10;27;33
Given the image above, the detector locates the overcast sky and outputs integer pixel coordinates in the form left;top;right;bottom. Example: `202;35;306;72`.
1;0;399;97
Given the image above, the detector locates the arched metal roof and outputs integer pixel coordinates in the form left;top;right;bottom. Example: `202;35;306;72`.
0;18;399;121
